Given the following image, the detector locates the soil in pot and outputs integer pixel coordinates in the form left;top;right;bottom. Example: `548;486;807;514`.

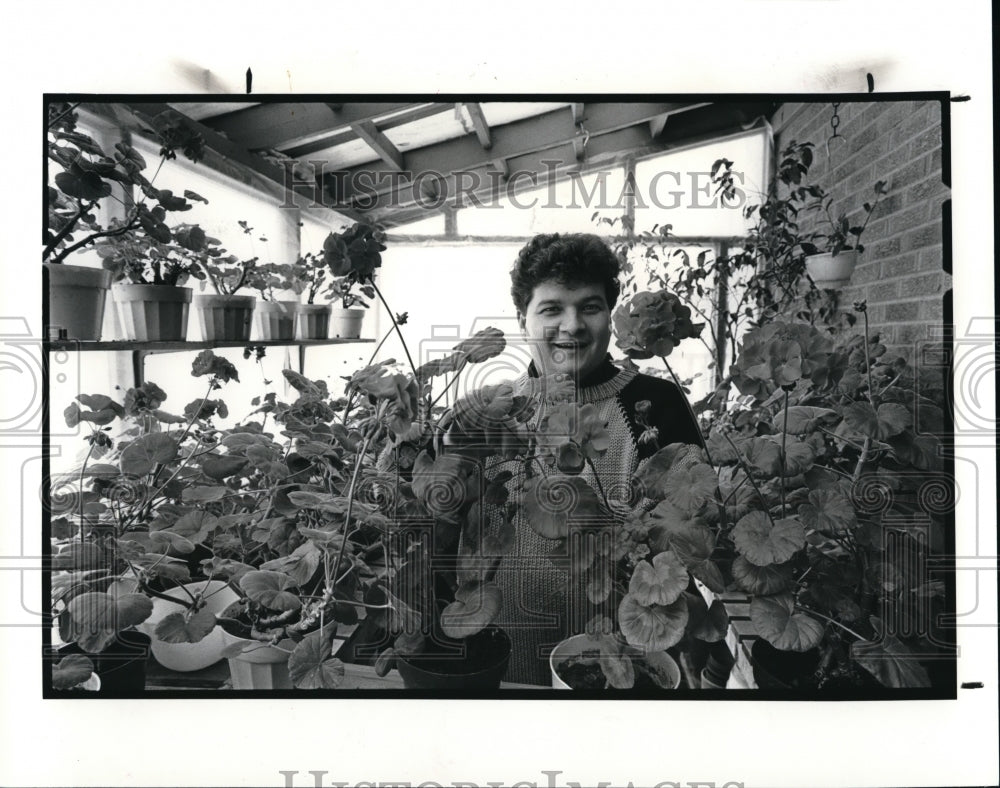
555;650;681;690
52;630;150;694
395;627;511;690
218;602;294;690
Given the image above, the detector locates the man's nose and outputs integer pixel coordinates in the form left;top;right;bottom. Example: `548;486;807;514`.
560;309;585;334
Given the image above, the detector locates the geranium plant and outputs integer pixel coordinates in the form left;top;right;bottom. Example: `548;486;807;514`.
45;102;207;266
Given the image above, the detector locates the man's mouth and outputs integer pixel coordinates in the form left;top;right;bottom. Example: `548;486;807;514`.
552;341;587;350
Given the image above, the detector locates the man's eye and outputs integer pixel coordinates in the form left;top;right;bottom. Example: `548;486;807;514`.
583;304;604;313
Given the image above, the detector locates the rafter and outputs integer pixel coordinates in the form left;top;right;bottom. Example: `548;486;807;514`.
197;101;425;150
464;103;492;149
327;102;705;205
351;120;405;171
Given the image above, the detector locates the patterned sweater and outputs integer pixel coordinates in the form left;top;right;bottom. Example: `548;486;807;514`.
487;357;703;685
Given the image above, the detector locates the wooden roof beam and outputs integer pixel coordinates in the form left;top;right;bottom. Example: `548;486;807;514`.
465;103;492;149
330;102;706;204
351;120;405;171
198;101;425;150
286;104;446;158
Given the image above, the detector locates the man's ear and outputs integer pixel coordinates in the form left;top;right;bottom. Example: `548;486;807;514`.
517;312;526;334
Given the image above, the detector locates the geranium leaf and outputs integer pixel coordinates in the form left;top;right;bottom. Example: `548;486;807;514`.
662;462;717;515
618;593;689;651
851;618;931;688
731;555;792;595
597;638;635;689
52;655;97;690
750;594;824;651
684;592;729;642
732;512;805;566
201;455;248;480
783;406;840;434
288;627;345;689
115;593;153;628
154;608;217;644
119;433;178;476
628;550;689;606
798;489;858;533
439;582;502;638
181;485;229;503
671;528;726;593
239;570;302;611
522;474;607;540
65;592;117;653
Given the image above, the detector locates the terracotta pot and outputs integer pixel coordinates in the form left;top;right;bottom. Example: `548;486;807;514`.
112;284;192;342
805;250;860;290
329;307;365;339
297;304;331;340
44;263;112;341
254;300;299;341
549;634;682;690
193;293;256;341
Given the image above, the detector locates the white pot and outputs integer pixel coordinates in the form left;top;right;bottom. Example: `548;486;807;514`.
549;634;681;690
220;628;294;689
297;304;331;340
805;250;860;290
253;300;299;341
112;284;192;342
137;580;239;672
329;307;365;339
44;263;112;341
193;293;256;341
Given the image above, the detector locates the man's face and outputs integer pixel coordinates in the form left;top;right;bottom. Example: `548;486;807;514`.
519;279;612;382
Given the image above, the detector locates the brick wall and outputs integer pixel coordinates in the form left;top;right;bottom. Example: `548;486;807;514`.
770;100;950;360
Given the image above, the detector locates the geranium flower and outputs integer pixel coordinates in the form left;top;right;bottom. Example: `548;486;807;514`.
613;289;704;359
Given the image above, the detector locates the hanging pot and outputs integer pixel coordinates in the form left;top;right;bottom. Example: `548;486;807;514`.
254;300;299;341
329;307;365;339
193;293;256;342
136;579;239;672
44;263;112;341
297;304;331;340
805;250;860;290
112;284;192;342
549;634;682;690
395;626;511;690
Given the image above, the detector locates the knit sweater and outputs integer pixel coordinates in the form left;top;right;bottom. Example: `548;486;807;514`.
486;357;703;686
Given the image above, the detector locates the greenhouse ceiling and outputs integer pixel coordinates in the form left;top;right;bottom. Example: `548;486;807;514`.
84;99;778;228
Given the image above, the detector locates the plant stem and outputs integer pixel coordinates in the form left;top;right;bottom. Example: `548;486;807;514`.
795;604;866;642
328;432;374;592
719;431;775;527
660;357;714;466
585;457;611;510
779;389;789;515
371;282;417;378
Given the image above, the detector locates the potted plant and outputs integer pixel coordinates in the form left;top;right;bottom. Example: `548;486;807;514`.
326;277;374;339
321;223;386;339
45;102;206;340
711;141;889;292
97;222;210;341
192;220;260;341
289;251;331;340
720;306;947;689
249;261;299;341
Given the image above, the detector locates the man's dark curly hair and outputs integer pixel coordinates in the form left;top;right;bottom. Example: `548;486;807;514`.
510;233;622;315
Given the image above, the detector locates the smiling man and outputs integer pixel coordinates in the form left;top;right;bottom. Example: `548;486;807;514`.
487;232;705;685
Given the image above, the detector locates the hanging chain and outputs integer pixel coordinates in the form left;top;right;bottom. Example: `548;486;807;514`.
826;101;847;163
